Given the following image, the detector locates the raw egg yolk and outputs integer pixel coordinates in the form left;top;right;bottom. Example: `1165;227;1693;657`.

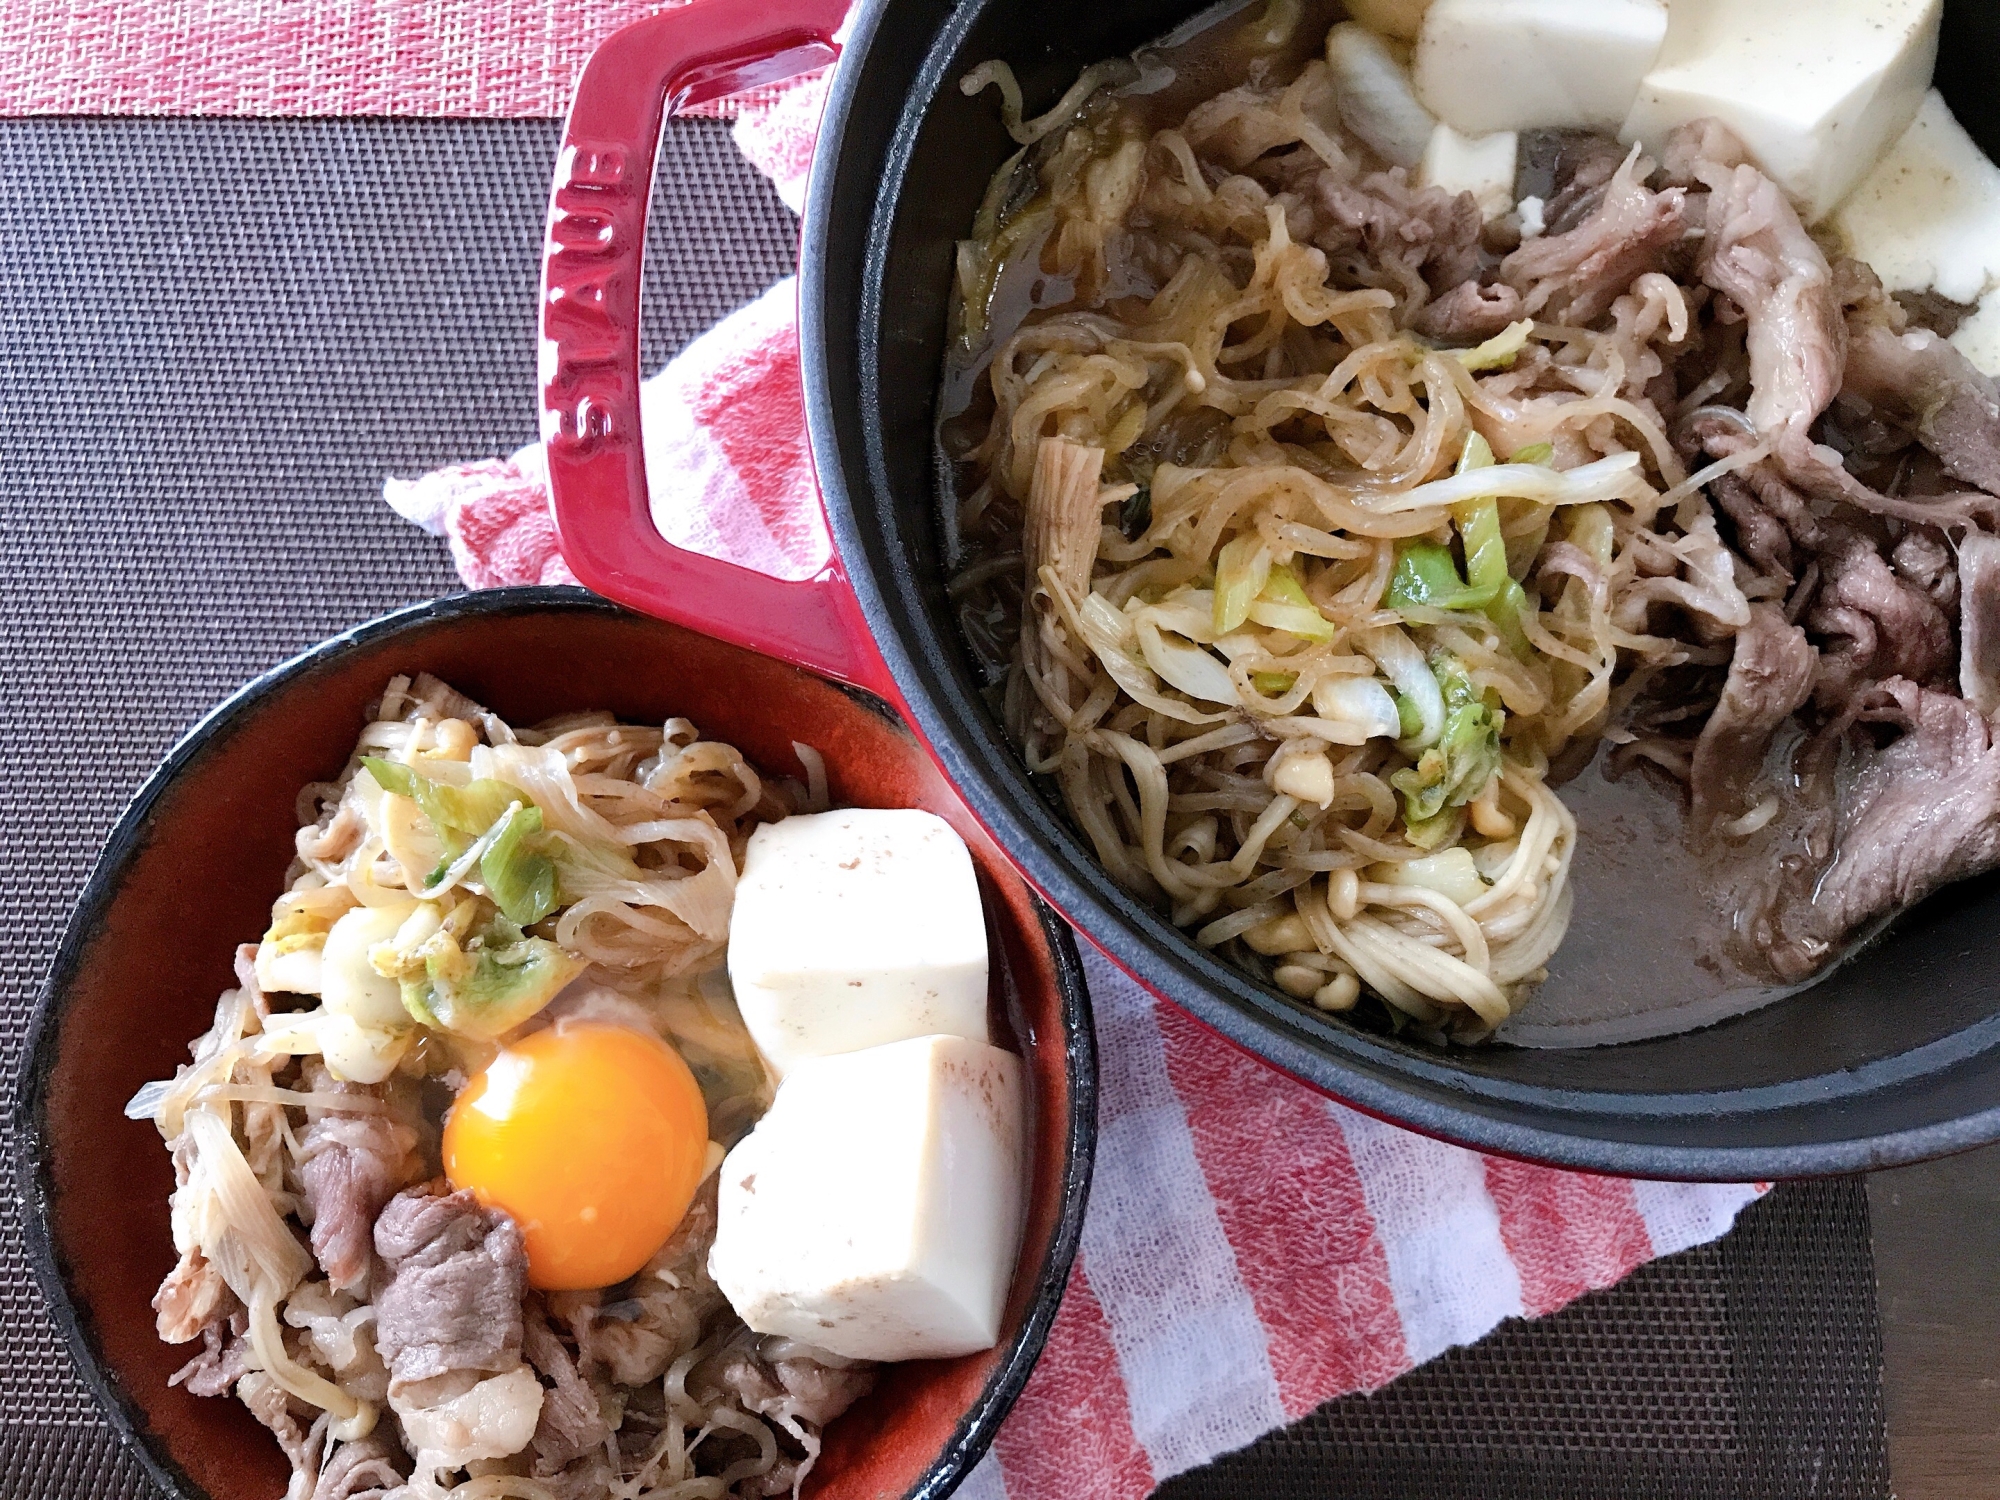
443;1021;709;1291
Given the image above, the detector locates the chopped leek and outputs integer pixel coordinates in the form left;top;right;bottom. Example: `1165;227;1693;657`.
1485;576;1534;659
1251;670;1298;695
1386;540;1493;612
1450;433;1509;596
549;835;654;906
1454;498;1508;595
1247;564;1337;641
393;902;583;1041
1073;593;1227;726
1455;319;1532;372
1355;625;1445;749
1388;443;1538;655
1312;676;1403;742
1213;534;1272;635
1403;809;1460;851
1389;658;1503;827
1371;450;1641;515
361;757;419;799
401;937;583;1041
1508;441;1555;466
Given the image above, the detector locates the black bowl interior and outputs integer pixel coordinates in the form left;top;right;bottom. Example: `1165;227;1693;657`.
802;0;2000;1177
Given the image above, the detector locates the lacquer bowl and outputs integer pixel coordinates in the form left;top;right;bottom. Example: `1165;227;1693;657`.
17;586;1094;1500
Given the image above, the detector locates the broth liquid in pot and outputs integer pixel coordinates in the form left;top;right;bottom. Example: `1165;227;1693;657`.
1495;755;1807;1047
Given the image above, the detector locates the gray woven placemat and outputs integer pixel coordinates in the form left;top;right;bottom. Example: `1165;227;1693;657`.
0;115;1889;1499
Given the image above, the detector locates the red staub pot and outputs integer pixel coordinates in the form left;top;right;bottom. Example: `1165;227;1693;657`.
539;0;2000;1182
18;588;1094;1500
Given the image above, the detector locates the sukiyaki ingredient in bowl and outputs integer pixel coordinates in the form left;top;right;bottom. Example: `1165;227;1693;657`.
124;670;1029;1499
937;0;2000;1046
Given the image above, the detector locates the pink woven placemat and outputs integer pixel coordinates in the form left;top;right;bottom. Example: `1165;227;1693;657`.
0;0;769;118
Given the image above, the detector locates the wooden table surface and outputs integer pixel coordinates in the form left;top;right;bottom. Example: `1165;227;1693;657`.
1873;1145;2000;1496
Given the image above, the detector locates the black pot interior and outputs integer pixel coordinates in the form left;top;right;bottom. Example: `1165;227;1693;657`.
802;0;2000;1176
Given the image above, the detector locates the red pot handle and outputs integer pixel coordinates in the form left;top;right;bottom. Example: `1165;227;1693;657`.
539;0;898;704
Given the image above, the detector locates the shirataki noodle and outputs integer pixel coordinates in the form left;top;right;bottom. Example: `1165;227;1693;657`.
942;25;1759;1038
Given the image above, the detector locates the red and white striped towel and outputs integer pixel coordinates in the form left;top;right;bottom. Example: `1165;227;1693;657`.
386;68;1764;1500
0;0;801;119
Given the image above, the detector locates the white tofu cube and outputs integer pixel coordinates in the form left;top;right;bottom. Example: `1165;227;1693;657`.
1418;123;1518;220
1832;91;2000;306
1622;0;1940;224
727;808;988;1079
1326;22;1436;169
1413;0;1668;136
708;1035;1027;1362
1952;293;2000;378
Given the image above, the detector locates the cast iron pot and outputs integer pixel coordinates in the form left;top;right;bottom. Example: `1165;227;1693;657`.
539;0;2000;1178
19;587;1094;1500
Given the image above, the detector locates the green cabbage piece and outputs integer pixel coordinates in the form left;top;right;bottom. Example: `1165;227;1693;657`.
364;757;556;909
481;803;559;927
1389;658;1503;827
400;921;584;1041
1386;434;1537;658
362;757;530;838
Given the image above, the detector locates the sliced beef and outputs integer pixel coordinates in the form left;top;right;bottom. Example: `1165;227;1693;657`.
1659;117;1752;184
712;1344;876;1432
169;1314;250;1399
1680;408;1804;582
372;1183;527;1400
153;1245;232;1345
1806;529;1955;709
1412;279;1525;341
1893;528;1959;612
548;1177;725;1389
298;1075;420;1293
1514;129;1627;236
1690;606;1816;833
1710;469;1795;583
522;1301;611;1475
1675;142;2000;527
238;1371;318;1475
1958;532;2000;714
1842;317;2000;497
312;1432;406;1500
1691;157;1843;460
1760;679;2000;978
1313;169;1484;299
1499;147;1689;325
